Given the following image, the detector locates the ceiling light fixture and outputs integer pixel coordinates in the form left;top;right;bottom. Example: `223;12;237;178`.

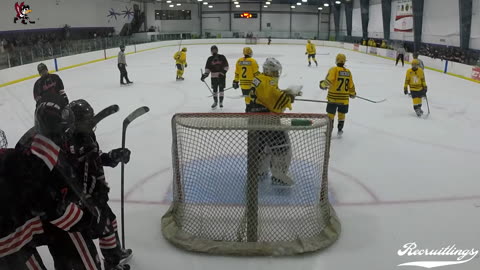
169;4;174;7
236;4;240;7
296;2;301;5
318;7;323;10
208;5;213;8
234;1;239;3
324;3;329;6
264;5;268;7
291;5;295;8
335;0;341;4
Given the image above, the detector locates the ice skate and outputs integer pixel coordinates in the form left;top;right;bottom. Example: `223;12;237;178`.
415;108;423;117
120;248;133;264
219;102;223;108
271;174;294;187
211;102;218;109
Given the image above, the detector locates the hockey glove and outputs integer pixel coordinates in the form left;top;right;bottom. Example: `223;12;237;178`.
423;86;428;94
404;87;408;95
284;85;303;97
109;148;131;166
305;52;308;55
233;81;239;89
185;63;187;68
201;74;208;82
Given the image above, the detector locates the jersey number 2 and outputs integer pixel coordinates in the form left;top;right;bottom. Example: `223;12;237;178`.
241;67;247;78
336;78;350;91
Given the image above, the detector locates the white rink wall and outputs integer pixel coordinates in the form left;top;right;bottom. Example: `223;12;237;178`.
0;39;479;87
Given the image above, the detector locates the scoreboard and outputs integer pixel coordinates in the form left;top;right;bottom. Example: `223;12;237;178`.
234;12;258;19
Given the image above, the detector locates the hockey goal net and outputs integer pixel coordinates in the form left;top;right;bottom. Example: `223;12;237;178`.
162;113;340;256
245;37;258;45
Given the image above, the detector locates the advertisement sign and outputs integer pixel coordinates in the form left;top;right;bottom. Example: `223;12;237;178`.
353;44;359;51
394;0;413;32
472;67;480;81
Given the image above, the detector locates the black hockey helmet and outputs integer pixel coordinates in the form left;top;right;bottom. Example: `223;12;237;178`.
211;45;218;54
120;44;125;50
37;63;48;76
35;99;75;143
70;99;94;131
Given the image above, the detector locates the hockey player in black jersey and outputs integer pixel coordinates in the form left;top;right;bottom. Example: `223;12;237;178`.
201;45;229;108
67;99;132;270
2;99;105;270
33;63;69;106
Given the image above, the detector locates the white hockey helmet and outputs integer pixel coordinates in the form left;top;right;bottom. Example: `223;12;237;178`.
263;58;282;78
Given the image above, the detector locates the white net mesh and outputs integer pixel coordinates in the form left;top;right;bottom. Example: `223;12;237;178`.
162;113;340;256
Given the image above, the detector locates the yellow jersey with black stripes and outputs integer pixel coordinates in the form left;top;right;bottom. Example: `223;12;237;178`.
235;57;259;104
306;43;316;54
404;68;427;91
250;73;292;113
325;66;356;105
173;51;186;65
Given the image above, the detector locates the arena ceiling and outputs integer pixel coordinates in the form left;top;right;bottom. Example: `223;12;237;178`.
139;0;351;6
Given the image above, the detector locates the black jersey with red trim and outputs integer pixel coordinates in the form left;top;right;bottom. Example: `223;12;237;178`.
33;74;68;106
204;54;229;78
0;133;98;258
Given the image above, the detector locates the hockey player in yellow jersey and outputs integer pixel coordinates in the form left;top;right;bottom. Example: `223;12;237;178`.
404;59;428;117
319;53;356;136
305;40;318;67
173;47;187;81
233;47;259;107
248;58;303;186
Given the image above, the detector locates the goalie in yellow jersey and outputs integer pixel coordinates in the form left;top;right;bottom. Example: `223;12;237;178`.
320;53;356;136
233;47;260;110
404;59;427;117
248;58;303;186
305;40;318;67
173;47;187;81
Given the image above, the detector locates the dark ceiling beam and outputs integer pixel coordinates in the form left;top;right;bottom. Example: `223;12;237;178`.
360;0;369;39
345;0;353;37
412;0;424;52
332;1;341;39
459;0;472;49
381;0;391;40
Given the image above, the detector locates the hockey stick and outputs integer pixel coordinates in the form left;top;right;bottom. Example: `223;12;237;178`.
121;106;150;248
206;87;234;97
355;95;387;103
200;69;214;95
424;95;430;116
296;98;330;104
90;104;119;130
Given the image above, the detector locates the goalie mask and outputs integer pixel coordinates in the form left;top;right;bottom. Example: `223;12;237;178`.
263;58;282;78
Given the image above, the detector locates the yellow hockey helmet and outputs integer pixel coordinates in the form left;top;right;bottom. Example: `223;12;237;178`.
307;40;311;43
243;47;253;56
182;47;187;52
411;59;420;67
336;53;347;64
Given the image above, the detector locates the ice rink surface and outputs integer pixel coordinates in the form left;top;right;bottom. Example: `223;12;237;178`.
1;43;480;269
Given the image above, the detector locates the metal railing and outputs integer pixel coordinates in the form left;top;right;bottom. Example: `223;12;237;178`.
0;32;478;70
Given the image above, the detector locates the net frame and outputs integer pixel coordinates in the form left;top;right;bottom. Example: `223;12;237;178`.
162;113;341;256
